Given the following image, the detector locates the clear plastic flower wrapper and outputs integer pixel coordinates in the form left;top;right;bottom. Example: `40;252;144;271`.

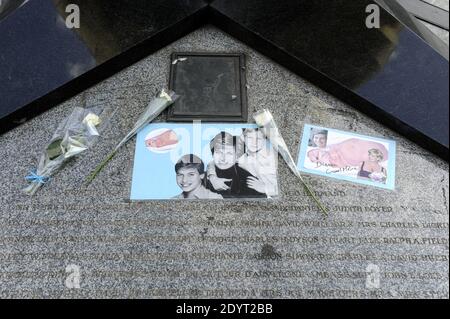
86;89;179;184
253;109;328;216
23;104;115;195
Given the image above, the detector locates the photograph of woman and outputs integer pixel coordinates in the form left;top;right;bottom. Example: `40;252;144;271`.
357;148;387;183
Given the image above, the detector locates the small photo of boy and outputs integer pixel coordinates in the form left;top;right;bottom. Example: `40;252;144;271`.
173;154;222;199
309;128;328;148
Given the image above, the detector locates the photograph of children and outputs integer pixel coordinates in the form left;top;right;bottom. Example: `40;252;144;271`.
130;123;279;200
296;124;396;190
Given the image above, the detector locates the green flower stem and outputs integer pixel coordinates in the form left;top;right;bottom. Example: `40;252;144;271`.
298;174;328;217
85;149;118;185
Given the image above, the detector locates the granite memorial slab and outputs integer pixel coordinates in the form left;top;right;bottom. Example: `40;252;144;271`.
0;26;447;299
0;0;448;160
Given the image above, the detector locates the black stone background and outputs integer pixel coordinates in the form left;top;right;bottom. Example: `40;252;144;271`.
0;0;448;159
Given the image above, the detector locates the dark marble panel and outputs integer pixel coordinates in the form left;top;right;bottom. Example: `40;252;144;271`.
0;0;448;161
0;0;28;21
210;0;449;160
0;0;208;129
375;0;448;59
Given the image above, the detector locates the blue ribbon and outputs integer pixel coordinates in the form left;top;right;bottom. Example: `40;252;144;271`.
25;170;49;184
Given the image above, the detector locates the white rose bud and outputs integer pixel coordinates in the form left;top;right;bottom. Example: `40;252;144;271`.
83;113;101;136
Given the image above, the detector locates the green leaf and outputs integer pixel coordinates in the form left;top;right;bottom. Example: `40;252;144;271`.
46;138;63;160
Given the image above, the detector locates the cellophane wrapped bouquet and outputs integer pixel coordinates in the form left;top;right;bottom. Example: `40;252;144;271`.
23;105;113;195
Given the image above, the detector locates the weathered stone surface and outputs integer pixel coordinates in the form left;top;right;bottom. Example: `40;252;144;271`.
0;26;448;299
